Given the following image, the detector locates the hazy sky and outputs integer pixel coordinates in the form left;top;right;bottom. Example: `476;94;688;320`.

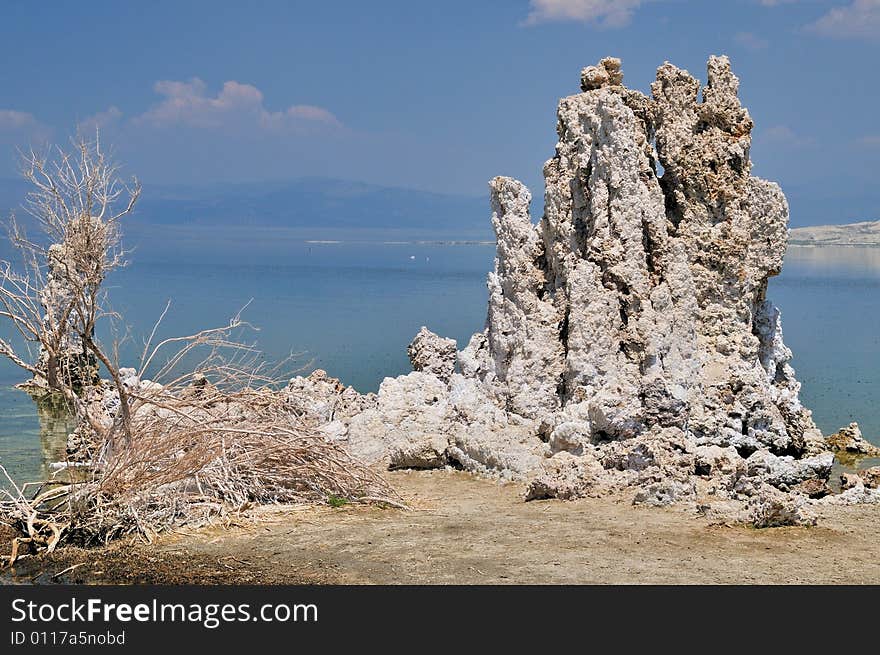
1;0;879;225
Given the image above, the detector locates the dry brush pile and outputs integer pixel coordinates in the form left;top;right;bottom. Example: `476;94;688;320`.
0;136;400;565
2;368;400;561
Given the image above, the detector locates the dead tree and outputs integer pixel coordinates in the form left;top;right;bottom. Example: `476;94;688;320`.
0;138;405;558
0;133;140;445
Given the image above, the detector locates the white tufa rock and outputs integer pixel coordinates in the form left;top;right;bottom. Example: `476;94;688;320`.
29;241;100;390
325;55;878;520
464;54;817;454
344;371;544;477
746;484;818;528
407;327;457;382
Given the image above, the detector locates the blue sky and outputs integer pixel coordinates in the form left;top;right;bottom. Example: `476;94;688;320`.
1;0;879;226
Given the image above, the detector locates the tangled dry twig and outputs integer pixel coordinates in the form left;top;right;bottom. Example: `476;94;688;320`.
1;377;402;563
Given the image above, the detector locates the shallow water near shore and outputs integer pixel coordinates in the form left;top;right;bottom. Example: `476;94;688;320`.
0;234;878;490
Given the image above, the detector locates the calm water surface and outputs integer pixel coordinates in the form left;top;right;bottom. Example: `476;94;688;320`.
1;232;878;487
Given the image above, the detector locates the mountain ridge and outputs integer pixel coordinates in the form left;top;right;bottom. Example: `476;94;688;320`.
0;176;490;238
1;175;876;243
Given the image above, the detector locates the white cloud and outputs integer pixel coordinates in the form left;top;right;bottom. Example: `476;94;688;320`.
134;78;342;132
0;109;51;145
761;125;814;147
0;110;40;131
807;0;880;39
734;31;769;50
1;82;350;181
259;104;341;131
521;1;805;28
523;0;649;27
77;106;123;134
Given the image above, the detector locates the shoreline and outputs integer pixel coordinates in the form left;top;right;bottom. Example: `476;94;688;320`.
5;469;880;585
789;242;880;248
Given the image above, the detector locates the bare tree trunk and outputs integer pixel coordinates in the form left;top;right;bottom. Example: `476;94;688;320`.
84;335;133;447
45;353;59;390
1;133;141;448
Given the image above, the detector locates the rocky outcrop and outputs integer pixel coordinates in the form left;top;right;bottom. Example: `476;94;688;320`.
320;55;878;524
407;327;457;382
462;54;818;456
825;422;880;456
745;484;818;528
24;242;100;394
286;369;375;440
820;475;880;506
860;467;880;489
790;478;832;499
836;467;880;493
344;372;542;477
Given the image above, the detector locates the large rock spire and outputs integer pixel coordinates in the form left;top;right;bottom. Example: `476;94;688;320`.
462;55;819;456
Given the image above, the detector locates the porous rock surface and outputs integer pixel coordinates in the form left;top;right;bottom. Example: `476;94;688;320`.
24;241;100;393
290;56;876;526
343;371;542;477
285;369;375;441
824;422;880;457
462;54;817;455
407;327;457;382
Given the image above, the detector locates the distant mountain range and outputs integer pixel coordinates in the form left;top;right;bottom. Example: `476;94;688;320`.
789;220;880;246
2;175;876;245
0;177;491;238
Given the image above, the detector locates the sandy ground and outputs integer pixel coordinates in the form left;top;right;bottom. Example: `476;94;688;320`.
4;468;880;584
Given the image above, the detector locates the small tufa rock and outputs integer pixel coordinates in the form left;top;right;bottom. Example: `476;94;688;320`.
839;472;864;491
747;485;817;528
693;445;742;477
632;480;695;507
524;451;603;501
547;422;589;455
286;369;372;426
744;450;833;488
860;467;880;489
791;478;832;499
825;422;880;456
30;241;101;391
819;481;880;506
407;327;457;383
580;57;623;91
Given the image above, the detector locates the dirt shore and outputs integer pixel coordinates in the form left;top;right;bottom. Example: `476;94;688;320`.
4;469;880;584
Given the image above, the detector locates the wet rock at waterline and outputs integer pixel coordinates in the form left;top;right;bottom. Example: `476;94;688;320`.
825;422;880;457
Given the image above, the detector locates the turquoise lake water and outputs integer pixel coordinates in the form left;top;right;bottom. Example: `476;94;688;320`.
1;229;878;488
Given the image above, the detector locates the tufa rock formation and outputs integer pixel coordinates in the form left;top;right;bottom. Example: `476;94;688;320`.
23;242;100;394
461;54;818;457
45;57;879;530
824;422;880;457
407;327;457;382
285;56;880;524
